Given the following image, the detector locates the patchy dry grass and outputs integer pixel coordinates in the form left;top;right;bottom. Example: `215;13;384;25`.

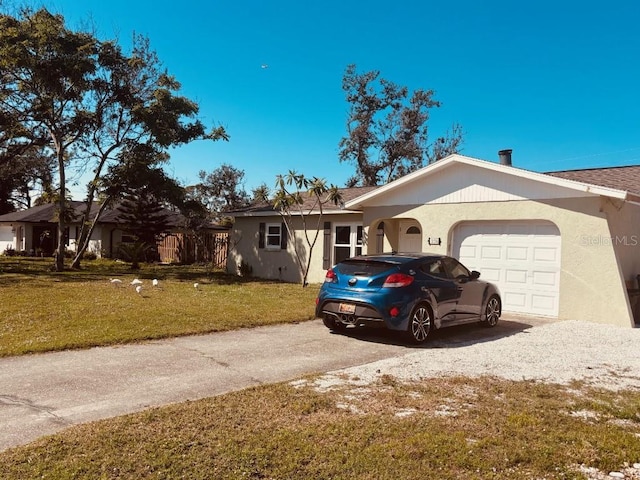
1;376;639;479
0;257;317;356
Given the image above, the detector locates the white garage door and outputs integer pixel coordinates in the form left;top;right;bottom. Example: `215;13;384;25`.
452;221;561;317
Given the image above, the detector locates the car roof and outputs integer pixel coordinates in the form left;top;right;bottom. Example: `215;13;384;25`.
343;252;444;264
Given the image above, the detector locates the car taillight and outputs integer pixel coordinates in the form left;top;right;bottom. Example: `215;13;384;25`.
383;273;414;288
324;268;337;283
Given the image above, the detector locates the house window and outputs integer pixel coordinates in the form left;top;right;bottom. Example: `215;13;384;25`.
266;223;282;250
333;224;363;264
258;222;287;251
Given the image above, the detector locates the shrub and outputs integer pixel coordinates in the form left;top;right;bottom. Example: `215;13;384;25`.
238;260;253;277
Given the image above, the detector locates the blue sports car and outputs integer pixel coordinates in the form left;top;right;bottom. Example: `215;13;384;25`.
315;253;501;344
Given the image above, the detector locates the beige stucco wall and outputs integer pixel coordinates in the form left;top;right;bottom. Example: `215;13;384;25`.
601;199;640;287
362;196;637;327
228;213;361;285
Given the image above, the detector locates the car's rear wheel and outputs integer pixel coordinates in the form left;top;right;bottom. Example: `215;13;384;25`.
483;295;501;327
322;315;345;332
406;304;432;344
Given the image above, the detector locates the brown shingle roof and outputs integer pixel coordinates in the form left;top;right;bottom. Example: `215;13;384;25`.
231;186;379;215
546;165;640;196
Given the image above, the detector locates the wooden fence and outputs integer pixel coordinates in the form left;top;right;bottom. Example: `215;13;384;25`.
157;232;229;268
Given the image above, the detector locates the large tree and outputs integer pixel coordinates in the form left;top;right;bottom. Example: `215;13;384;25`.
0;7;99;270
0;7;228;271
0;149;53;213
339;64;463;186
115;189;171;269
0;107;54;213
69;34;227;269
194;163;250;223
103;154;186;268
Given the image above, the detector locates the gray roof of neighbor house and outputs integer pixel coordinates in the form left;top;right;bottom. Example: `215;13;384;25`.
0;202;228;230
546;165;640;196
230;186;379;216
0;202;88;223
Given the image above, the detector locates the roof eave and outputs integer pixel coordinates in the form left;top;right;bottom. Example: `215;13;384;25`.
229;208;362;218
344;154;632;209
624;192;640;205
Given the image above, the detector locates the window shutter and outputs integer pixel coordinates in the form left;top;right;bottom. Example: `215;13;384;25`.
322;221;331;269
280;222;287;249
258;222;265;249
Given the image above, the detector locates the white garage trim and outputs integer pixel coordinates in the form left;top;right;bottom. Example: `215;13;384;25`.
452;221;561;317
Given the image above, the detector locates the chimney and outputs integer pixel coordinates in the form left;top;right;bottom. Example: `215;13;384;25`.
498;149;512;166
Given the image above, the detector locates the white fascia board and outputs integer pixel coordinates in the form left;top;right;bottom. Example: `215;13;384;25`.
230;209;362;218
345;154;629;208
227;211;275;218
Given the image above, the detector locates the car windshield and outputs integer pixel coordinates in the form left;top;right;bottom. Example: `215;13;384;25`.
335;260;395;277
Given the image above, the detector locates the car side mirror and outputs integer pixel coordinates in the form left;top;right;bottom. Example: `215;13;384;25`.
470;270;481;280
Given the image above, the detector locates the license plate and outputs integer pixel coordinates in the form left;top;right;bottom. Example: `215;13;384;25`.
338;303;356;314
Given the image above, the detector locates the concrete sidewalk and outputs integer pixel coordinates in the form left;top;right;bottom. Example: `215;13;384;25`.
0;316;544;452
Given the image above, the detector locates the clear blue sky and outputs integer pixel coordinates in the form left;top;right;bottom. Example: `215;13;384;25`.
33;0;640;193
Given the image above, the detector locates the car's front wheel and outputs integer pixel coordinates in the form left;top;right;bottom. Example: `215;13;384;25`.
406;304;432;344
482;295;501;327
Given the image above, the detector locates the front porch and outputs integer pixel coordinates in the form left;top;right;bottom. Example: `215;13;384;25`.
367;217;430;254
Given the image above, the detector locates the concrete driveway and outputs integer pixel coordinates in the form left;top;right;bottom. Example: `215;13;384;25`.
0;316;542;452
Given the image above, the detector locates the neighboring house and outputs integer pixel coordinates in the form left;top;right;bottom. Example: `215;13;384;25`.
228;152;640;328
0;201;229;263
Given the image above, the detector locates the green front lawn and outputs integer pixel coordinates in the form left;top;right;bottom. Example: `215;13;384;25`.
0;257;318;357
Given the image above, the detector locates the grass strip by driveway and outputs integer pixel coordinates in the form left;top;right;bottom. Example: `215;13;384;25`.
0;257;318;356
1;376;639;479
